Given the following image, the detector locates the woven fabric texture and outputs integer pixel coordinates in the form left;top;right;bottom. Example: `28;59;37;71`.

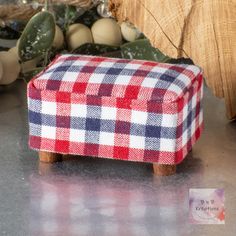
28;54;203;164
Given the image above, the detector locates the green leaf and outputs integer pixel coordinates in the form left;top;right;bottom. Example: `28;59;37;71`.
121;39;170;62
18;11;55;62
75;7;101;27
72;43;120;56
53;4;78;31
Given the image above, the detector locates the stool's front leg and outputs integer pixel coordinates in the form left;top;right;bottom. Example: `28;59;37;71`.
153;164;176;176
39;151;62;163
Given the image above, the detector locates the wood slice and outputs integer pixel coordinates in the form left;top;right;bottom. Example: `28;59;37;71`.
109;0;236;119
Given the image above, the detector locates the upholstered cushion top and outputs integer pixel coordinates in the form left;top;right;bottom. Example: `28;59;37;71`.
32;54;202;102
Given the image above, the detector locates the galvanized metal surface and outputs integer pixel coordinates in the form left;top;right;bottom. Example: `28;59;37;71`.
0;81;235;236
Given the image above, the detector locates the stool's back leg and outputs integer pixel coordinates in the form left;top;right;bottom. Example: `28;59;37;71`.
39;151;62;163
153;164;176;176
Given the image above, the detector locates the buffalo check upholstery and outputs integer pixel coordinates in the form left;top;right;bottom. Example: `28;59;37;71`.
28;54;203;164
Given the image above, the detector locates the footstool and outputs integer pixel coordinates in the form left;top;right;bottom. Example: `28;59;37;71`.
27;54;203;176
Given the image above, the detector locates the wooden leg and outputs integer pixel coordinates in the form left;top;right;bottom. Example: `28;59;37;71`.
153;164;176;176
38;162;54;175
39;151;62;163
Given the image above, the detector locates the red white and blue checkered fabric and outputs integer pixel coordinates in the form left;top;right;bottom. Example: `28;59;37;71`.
28;54;203;164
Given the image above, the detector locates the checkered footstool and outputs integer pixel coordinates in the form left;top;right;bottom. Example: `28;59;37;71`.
28;54;203;176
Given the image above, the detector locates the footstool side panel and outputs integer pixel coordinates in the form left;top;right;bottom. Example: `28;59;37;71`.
175;73;204;163
28;75;203;164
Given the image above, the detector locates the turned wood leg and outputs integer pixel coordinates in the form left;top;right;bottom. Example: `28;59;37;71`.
153;164;176;176
39;151;62;163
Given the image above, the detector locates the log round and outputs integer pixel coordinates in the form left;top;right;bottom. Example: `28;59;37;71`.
109;0;236;119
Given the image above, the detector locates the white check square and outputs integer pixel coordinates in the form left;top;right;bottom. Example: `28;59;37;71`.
99;61;115;68
42;101;57;115
72;60;89;67
131;110;148;125
88;73;105;83
71;104;87;118
99;132;115;146
161;114;177;127
160;138;175;152
151;66;167;74
62;72;78;82
114;75;131;85
191;118;196;136
182;103;188;121
41;126;56;139
101;107;116;120
130;135;145;149
182;129;188;146
191;93;197;110
124;63;141;70
69;129;85;142
141;78;157;88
